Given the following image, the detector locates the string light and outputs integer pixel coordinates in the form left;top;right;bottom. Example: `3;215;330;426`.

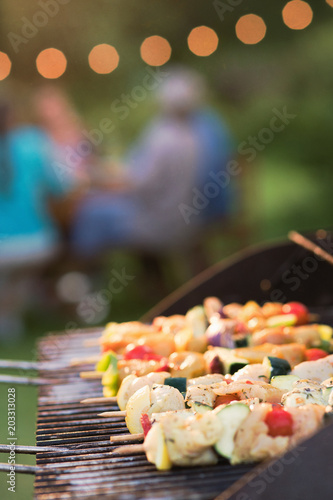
36;48;67;79
187;26;219;57
0;52;11;80
236;14;267;45
282;1;313;30
88;44;119;74
140;36;171;66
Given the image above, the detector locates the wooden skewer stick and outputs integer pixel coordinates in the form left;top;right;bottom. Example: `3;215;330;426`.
70;355;101;366
0;463;41;474
110;433;144;443
0;374;60;386
111;444;145;455
83;338;101;347
288;230;333;266
0;359;71;371
98;410;126;417
79;371;103;379
0;444;68;454
81;396;118;404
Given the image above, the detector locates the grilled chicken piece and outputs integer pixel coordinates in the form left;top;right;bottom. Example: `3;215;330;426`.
292;354;333;382
213;380;285;404
156;411;222;467
188;374;225;386
149;384;185;415
282;379;327;407
232;403;326;465
117;372;170;410
186;384;220;408
287;404;326;448
232;403;289;464
231;363;270;383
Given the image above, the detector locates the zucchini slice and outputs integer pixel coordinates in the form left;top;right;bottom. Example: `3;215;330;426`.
263;356;291;380
192;401;213;414
270;374;300;391
214;403;250;459
164;377;187;394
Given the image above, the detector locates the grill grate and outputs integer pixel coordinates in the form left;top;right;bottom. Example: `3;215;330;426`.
34;330;255;500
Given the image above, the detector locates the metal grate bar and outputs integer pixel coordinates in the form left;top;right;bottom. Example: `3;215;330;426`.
34;329;254;499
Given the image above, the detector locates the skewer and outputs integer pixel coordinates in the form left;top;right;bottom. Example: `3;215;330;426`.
70;355;101;366
0;463;41;474
0;359;73;371
0;444;68;454
0;374;61;386
111;444;145;455
79;371;103;379
110;433;144;443
288;230;333;266
98;410;126;417
81;396;117;404
83;338;101;347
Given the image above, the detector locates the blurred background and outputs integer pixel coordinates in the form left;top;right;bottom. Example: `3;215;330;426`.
0;0;333;497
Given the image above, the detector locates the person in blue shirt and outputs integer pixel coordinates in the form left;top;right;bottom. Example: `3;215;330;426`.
0;99;72;339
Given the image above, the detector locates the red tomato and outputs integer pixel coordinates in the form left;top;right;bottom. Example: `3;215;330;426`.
214;394;240;408
140;413;152;437
154;359;170;372
305;348;328;361
123;345;162;361
281;302;309;325
102;343;120;353
265;407;293;437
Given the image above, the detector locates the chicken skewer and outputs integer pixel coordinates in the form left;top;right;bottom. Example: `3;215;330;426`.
97;354;333;441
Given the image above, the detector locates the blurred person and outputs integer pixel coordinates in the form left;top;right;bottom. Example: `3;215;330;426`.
33;84;91;179
0;97;74;340
70;67;235;260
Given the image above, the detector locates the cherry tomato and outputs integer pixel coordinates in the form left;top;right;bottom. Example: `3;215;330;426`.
214;394;240;408
123;344;162;361
140;413;152;437
265;407;293;437
281;302;309;325
102;343;116;353
305;348;328;361
154;359;170;372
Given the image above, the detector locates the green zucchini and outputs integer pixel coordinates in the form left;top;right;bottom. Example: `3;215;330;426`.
164;377;187;394
263;356;291;380
208;348;248;375
266;314;297;328
234;335;249;348
270;374;300;391
224;356;249;375
214;403;250;459
322;386;333;403
192;401;213;414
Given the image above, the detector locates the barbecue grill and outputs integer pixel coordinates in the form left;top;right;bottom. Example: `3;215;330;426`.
33;329;255;500
2;232;333;499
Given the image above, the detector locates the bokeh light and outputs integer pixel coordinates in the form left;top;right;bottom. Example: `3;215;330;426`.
235;14;267;45
88;44;119;74
282;1;313;30
140;36;171;66
0;52;11;81
36;48;67;79
187;26;219;57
